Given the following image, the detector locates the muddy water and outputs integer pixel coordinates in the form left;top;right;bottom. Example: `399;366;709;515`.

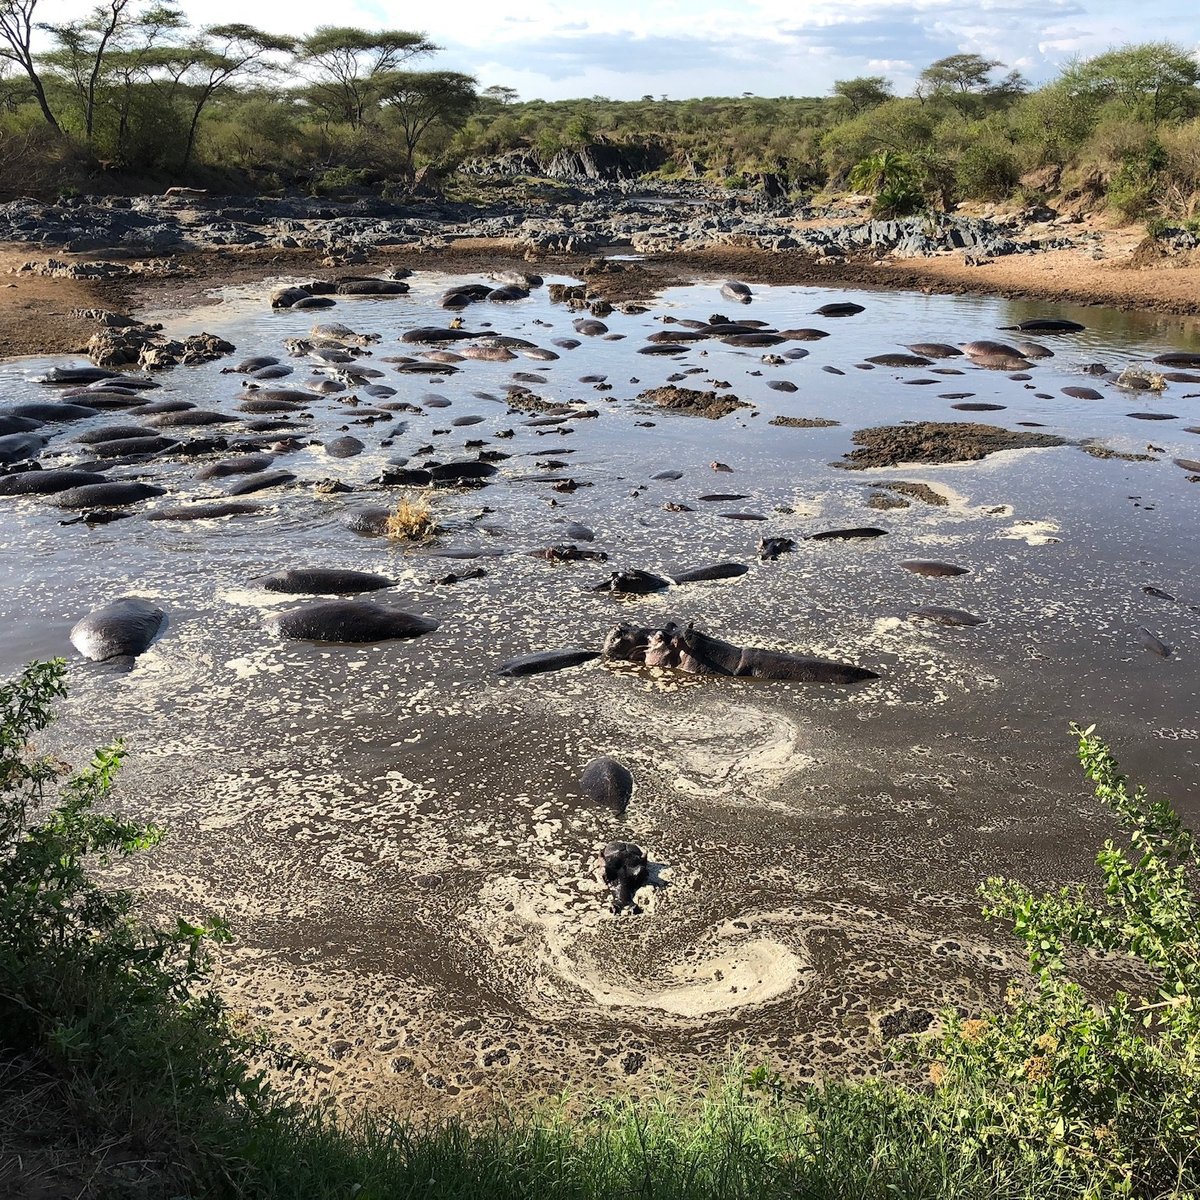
1;274;1199;1113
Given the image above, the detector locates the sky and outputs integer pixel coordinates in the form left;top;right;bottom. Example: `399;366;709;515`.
29;0;1200;101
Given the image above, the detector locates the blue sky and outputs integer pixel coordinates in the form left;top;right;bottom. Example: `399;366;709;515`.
36;0;1200;100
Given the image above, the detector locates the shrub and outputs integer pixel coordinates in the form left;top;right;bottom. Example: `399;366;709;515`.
919;724;1200;1197
0;660;270;1155
956;141;1020;200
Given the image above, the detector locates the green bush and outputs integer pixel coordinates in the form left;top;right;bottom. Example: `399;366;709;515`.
919;724;1200;1197
956;141;1020;199
1107;140;1168;219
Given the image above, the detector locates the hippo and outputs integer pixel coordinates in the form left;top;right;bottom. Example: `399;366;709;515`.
1153;351;1200;369
495;648;599;677
337;279;409;296
228;355;280;373
268;600;438;643
11;402;100;422
592;569;671;595
529;544;609;564
70;597;166;664
428;461;498;484
148;502;260;521
88;435;175;458
900;561;970;578
807;527;888;541
722;332;784;347
1063;386;1103;400
721;281;752;304
255;568;393;594
0;433;48;465
907;343;962;358
602;621;878;683
0;414;44;436
487;285;529;302
1009;318;1085;333
767;380;798;393
581;756;634;813
782;329;830;340
36;366;120;385
336;507;388;537
573;319;608;336
602;841;650;913
401;327;476;344
671;563;749;584
1139;627;1172;658
324;436;365;458
196;454;275;480
0;468;106;497
227;470;295;495
146;410;237;427
815;302;865;317
271;286;311;308
909;607;987;627
53;482;166;508
962;340;1033;371
758;537;796;561
867;354;933;368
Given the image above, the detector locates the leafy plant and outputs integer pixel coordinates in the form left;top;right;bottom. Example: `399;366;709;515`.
0;659;267;1110
921;724;1200;1197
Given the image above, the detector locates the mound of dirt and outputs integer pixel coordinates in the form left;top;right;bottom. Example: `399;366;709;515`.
836;421;1066;470
768;415;839;428
878;480;949;506
637;385;750;420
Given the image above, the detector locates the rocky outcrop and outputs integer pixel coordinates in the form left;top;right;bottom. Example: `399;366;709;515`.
87;324;234;370
0;191;1081;263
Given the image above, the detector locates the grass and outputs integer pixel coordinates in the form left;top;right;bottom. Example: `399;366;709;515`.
385;495;439;542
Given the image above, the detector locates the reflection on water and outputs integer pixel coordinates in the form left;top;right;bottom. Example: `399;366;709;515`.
1;273;1198;1114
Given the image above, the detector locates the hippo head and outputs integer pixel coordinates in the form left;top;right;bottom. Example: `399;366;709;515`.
601;622;654;662
642;628;678;669
602;841;650;913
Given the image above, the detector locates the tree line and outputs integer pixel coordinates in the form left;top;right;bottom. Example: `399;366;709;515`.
2;3;1199;226
0;1;477;188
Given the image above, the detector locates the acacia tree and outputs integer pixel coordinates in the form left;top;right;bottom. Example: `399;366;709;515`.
1061;42;1200;126
0;0;59;129
918;53;1027;116
379;68;476;180
832;75;892;115
176;24;295;171
299;26;437;127
41;0;143;142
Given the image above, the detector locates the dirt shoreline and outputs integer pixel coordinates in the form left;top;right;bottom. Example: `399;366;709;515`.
2;227;1198;362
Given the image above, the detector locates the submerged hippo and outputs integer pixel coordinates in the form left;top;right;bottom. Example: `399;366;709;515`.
602;621;877;683
268;600;437;643
602;841;650;913
496;648;599;677
580;756;634;813
53;482;166;508
0;469;106;497
255;568;393;594
591;569;671;595
70;597;166;663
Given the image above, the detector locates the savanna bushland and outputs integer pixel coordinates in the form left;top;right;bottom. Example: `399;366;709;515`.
1;2;1199;226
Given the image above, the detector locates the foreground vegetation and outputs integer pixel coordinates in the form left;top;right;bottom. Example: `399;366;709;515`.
2;4;1200;223
2;658;1198;1197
